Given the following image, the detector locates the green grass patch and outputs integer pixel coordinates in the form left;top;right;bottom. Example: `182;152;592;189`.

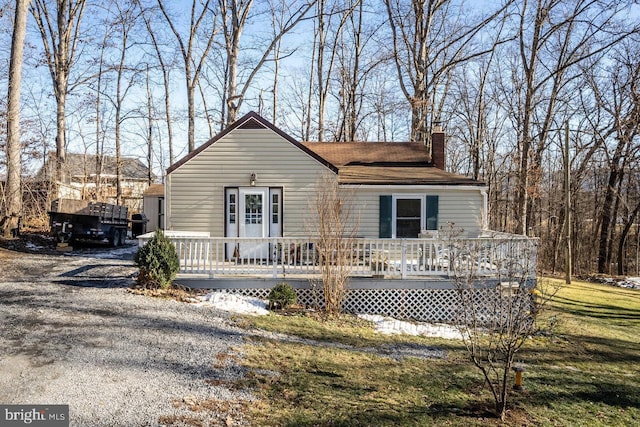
237;311;461;350
522;279;640;426
235;279;640;426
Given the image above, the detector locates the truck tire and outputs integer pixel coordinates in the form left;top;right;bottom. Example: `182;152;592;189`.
119;229;127;246
110;229;121;248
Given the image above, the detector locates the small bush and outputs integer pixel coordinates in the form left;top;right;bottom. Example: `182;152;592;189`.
134;230;179;289
268;282;298;310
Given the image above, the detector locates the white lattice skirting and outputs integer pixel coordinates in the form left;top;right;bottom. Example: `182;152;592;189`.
220;287;514;324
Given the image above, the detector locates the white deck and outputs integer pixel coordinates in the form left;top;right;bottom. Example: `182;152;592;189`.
138;233;537;280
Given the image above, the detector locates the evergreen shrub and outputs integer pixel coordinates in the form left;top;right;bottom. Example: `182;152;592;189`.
268;282;298;310
134;230;179;289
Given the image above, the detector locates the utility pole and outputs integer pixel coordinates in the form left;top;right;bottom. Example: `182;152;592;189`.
564;122;572;284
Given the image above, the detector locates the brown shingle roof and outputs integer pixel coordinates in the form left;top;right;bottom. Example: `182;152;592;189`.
302;142;484;185
143;183;165;197
300;142;431;166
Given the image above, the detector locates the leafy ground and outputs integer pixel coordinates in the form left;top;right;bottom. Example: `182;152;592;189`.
235;279;640;426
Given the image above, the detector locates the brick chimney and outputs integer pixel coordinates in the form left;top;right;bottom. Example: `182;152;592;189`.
431;123;445;170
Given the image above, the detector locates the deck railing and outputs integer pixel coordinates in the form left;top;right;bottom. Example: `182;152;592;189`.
137;234;537;280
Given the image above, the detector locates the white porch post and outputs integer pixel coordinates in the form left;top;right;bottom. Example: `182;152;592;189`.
401;239;407;279
272;238;278;278
481;189;489;230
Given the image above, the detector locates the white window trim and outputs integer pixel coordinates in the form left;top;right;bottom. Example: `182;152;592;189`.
391;194;425;239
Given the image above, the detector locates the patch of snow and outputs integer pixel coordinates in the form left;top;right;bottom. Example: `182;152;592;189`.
65;241;140;259
589;275;640;290
25;242;45;251
84;243;139;259
619;277;640;289
597;276;640;290
359;314;462;340
198;292;269;316
195;293;463;338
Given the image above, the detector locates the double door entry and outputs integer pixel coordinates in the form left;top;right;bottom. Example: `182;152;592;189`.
225;187;282;259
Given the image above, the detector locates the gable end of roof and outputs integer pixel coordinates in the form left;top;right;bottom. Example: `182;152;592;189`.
167;111;338;174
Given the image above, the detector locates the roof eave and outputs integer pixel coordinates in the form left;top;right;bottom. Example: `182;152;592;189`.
339;181;486;186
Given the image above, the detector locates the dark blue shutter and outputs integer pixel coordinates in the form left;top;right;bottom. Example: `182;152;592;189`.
426;195;439;230
379;195;392;238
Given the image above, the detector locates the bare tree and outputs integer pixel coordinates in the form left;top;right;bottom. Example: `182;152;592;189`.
157;0;218;152
444;225;558;421
30;0;87;185
107;1;142;205
448;8;506;180
510;0;638;236
311;0;359;141
91;9;113;198
308;172;359;315
384;0;512;148
335;0;384;142
2;0;30;237
219;0;316;125
267;0;293;124
138;0;176;164
145;63;154;185
582;41;640;273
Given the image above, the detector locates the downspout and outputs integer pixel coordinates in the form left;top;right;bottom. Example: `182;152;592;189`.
165;174;170;230
481;189;489;231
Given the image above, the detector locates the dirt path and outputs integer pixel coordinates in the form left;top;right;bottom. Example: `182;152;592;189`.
0;246;252;426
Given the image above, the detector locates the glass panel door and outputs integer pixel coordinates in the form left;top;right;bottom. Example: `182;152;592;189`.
238;188;269;259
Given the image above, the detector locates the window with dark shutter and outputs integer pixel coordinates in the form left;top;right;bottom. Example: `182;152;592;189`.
426;195;439;230
379;195;392;238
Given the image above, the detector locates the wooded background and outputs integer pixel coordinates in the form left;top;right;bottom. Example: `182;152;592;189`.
1;0;639;276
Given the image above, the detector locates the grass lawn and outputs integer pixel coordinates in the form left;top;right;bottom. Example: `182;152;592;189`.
235;279;640;426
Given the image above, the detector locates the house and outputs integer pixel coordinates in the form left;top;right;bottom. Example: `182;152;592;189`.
143;111;535;323
35;153;152;213
165;111;488;244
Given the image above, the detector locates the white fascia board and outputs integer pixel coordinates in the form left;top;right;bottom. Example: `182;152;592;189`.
339;184;488;191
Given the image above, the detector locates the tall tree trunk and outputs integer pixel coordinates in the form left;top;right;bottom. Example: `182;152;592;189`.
598;167;619;273
316;0;325;141
221;0;253;125
95;26;109;199
115;69;123;205
346;0;362;142
2;0;30;237
220;0;314;126
164;67;175;165
138;2;175;164
31;0;87;187
157;0;217;152
146;64;154;185
197;81;214;138
618;201;640;275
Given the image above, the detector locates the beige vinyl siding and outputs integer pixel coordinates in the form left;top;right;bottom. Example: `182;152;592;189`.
350;187;485;238
167;129;332;236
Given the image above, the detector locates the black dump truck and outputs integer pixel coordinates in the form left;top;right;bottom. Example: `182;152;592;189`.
49;199;129;247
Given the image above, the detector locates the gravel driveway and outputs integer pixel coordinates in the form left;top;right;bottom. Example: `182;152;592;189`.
0;245;252;426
